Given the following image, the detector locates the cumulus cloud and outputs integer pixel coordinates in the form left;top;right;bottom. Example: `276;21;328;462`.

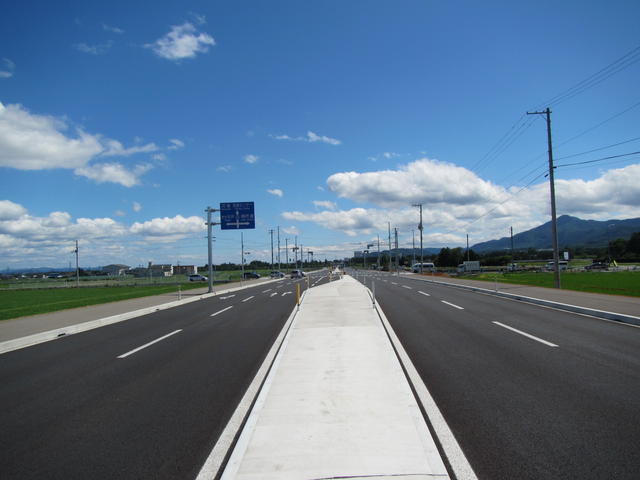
0;200;28;220
130;215;204;238
74;41;113;55
244;154;259;164
267;188;283;197
0;102;103;170
132;201;142;212
269;131;341;146
327;158;506;208
217;165;232;172
282;226;300;235
74;163;152;187
146;22;215;61
0;58;15;78
0;102;157;186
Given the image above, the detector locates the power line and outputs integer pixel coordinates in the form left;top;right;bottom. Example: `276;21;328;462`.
556;150;640;168
537;44;640;108
555;135;640;160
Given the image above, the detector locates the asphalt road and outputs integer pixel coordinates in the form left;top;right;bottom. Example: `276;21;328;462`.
354;269;640;480
0;271;330;480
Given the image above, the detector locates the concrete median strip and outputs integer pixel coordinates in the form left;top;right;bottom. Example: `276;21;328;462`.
215;276;451;480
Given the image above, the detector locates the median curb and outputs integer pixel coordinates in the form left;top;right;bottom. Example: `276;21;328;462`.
0;278;284;355
412;277;640;327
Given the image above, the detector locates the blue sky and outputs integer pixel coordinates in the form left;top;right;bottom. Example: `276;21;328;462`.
2;0;640;269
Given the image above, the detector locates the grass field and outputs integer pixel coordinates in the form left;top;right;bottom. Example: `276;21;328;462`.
460;271;640;297
0;283;208;321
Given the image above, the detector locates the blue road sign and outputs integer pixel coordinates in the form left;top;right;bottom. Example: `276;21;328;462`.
220;202;255;230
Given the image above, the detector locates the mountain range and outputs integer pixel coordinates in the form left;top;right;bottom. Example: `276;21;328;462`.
471;215;640;252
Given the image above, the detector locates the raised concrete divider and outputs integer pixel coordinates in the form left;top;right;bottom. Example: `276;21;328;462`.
219;275;450;480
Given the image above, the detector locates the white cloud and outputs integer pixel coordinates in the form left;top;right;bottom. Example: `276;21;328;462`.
146;22;215;61
269;131;342;146
130;215;205;238
168;138;185;150
102;23;124;34
0;102;156;186
0;58;15;78
307;131;341;145
74;41;113;55
327;158;506;207
114;210;126;217
313;200;337;210
0;102;103;170
152;153;167;161
132;201;142;212
282;226;300;235
286;159;640;242
0;200;27;220
101;139;159;157
267;188;283;197
217;165;232;172
244;154;259;164
74;163;152;187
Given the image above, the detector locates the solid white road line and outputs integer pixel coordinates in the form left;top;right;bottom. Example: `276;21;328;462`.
270;292;278;297
418;291;431;297
211;306;234;317
493;321;559;347
117;330;182;359
402;285;412;289
242;296;255;303
262;289;272;293
441;300;464;310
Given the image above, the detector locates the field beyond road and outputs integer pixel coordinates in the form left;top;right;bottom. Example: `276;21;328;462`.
459;271;640;297
0;284;205;321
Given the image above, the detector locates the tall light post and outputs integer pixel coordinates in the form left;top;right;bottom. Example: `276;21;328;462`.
412;203;424;273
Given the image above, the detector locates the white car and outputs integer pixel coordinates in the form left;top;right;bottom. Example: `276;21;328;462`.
188;274;208;281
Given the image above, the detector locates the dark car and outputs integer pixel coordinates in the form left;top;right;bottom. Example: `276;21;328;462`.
585;262;608;270
243;271;261;279
269;271;285;278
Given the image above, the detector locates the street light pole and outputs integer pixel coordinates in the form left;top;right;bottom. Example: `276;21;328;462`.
413;203;424;273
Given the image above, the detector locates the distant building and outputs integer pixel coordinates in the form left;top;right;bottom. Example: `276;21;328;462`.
150;264;173;277
102;264;130;276
173;265;197;275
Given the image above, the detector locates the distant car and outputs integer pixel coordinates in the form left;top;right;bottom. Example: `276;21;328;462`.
188;274;208;281
290;269;305;279
243;271;261;279
269;271;285;278
585;262;608;270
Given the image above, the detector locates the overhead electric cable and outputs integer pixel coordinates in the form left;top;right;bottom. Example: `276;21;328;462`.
555;135;640;160
556;150;640;168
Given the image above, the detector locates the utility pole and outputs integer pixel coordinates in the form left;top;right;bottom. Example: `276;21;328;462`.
205;206;219;293
269;229;274;270
412;230;416;266
466;234;470;262
241;231;245;282
377;234;381;269
413;204;424;273
510;226;515;266
74;240;79;288
393;227;399;274
388;222;392;271
527;107;560;288
277;226;281;271
285;238;289;269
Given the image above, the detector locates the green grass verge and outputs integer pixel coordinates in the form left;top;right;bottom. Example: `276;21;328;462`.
0;283;206;321
460;271;640;297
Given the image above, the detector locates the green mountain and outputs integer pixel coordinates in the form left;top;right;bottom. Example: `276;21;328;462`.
471;215;640;252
